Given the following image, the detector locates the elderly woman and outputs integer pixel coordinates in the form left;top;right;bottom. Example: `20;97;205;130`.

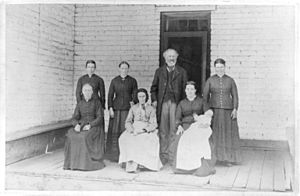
63;83;105;171
203;58;241;166
118;88;163;173
105;61;138;162
171;81;215;177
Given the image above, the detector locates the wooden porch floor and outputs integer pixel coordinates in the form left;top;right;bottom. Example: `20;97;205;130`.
6;147;293;192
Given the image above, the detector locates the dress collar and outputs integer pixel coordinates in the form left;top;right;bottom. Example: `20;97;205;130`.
119;75;128;80
85;73;95;78
186;95;197;102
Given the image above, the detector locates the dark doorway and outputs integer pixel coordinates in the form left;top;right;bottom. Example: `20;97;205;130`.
160;12;211;96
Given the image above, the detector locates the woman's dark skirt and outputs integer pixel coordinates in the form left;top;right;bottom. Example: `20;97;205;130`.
105;110;129;162
63;126;105;171
211;108;241;163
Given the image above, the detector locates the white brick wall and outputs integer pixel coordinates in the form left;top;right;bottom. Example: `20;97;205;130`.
73;4;213;125
6;4;295;141
73;4;160;100
74;4;295;140
211;5;295;140
6;4;75;138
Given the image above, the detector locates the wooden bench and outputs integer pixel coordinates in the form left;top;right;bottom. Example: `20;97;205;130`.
6;120;73;165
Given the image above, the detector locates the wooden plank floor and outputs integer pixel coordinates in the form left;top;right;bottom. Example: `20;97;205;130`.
6;148;293;191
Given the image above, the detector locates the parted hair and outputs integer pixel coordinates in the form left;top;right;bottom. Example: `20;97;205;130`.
133;88;149;104
86;60;96;68
214;58;226;66
118;61;130;68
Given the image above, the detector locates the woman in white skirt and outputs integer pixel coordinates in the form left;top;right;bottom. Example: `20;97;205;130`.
118;88;163;173
170;81;216;177
176;110;213;170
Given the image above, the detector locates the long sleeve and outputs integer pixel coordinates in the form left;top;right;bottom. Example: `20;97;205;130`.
75;78;82;103
71;104;81;126
144;107;158;132
150;69;159;102
125;107;134;132
231;79;239;110
203;97;210;112
99;78;106;109
89;101;104;127
203;78;210;108
107;79;115;109
131;78;138;102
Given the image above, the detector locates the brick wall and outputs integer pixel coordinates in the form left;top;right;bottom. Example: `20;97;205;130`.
74;4;295;140
73;4;215;130
73;4;215;95
73;4;161;130
211;5;295;140
6;4;75;139
73;4;160;97
6;4;295;141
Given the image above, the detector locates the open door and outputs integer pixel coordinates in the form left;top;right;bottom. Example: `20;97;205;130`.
160;12;211;95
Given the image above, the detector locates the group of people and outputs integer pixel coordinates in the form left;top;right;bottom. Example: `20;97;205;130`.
63;48;241;177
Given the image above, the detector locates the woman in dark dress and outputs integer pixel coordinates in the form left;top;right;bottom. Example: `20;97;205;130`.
171;81;216;177
75;60;106;141
203;58;241;166
75;60;105;108
105;61;138;162
64;83;105;171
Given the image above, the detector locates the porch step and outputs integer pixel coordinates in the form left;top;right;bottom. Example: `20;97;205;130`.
6;148;293;192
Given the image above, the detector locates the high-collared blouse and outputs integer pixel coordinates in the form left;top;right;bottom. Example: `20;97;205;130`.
75;74;105;109
175;96;208;130
203;74;238;110
71;98;104;128
125;103;157;132
107;75;137;111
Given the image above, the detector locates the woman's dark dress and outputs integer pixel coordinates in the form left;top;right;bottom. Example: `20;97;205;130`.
203;74;241;163
171;96;215;177
105;75;137;162
63;98;105;171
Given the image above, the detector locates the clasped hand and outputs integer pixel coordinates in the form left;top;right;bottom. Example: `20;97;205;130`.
74;124;90;132
129;127;149;135
176;125;184;135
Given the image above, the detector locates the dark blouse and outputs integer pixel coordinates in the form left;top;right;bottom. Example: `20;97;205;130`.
107;75;138;111
175;96;208;130
75;74;106;109
71;98;104;128
203;74;238;110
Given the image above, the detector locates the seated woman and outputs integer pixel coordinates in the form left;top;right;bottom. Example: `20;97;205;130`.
171;81;216;177
118;88;163;173
63;83;105;171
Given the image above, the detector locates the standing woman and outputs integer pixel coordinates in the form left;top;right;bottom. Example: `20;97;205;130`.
105;61;138;162
75;60;105;109
203;58;241;166
75;60;106;137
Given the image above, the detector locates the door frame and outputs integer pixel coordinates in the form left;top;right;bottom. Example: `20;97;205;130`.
162;31;208;94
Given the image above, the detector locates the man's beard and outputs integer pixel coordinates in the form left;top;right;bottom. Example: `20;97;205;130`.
167;61;176;66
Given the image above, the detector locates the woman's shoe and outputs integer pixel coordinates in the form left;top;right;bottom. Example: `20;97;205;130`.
125;161;138;172
209;168;216;175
